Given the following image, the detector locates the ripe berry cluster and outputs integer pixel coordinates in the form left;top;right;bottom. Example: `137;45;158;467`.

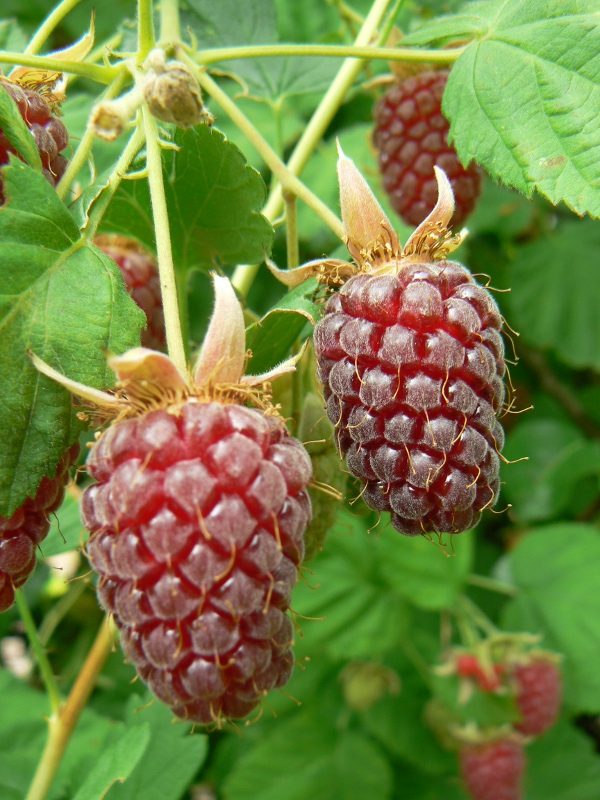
0;446;78;611
373;70;482;227
0;79;69;202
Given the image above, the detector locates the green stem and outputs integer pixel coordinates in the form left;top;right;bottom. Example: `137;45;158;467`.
195;69;343;239
25;0;85;55
85;124;145;239
15;590;61;715
231;0;394;295
159;0;181;45
25;617;115;800
0;52;117;82
57;71;128;201
378;0;406;45
284;192;299;270
196;42;464;67
138;0;156;62
467;574;518;597
460;595;499;638
142;105;187;374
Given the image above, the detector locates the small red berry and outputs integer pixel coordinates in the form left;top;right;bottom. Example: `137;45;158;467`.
313;261;505;535
0;79;69;202
83;401;311;724
456;654;505;692
94;234;166;350
0;445;78;611
513;658;562;736
373;70;482;227
459;738;525;800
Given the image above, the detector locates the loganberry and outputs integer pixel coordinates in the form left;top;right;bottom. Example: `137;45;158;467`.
0;446;78;611
459;738;525;800
0;78;69;202
513;657;562;736
373;70;482;227
94;235;166;350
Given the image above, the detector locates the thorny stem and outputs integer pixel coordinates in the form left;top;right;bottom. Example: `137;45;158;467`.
24;0;85;56
159;0;181;46
15;590;62;715
142;105;188;375
57;71;128;201
137;0;156;63
85;123;145;239
25;617;116;800
195;69;344;240
284;192;300;269
467;574;518;597
196;43;465;67
231;0;395;295
0;52;118;83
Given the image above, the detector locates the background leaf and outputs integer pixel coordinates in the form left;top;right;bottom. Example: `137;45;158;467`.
72;725;150;800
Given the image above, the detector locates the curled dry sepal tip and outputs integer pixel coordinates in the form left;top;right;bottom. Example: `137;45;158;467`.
33;275;313;726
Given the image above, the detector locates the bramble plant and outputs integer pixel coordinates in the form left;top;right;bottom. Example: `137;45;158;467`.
0;1;599;799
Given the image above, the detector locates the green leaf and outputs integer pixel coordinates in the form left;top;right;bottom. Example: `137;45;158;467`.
245;278;320;374
527;720;600;800
442;0;600;216
101;126;273;274
378;526;473;611
502;417;600;522
503;523;600;712
72;726;150;800
41;491;87;558
0;162;144;517
508;222;600;370
107;696;208;800
401;3;490;46
223;709;393;800
0;89;42;171
184;0;339;100
0;19;27;51
294;512;409;660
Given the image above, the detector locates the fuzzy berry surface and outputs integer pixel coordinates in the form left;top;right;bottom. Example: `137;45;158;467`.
314;261;505;535
82;401;312;724
459;739;525;800
514;658;562;736
0;446;78;612
94;235;166;350
373;70;482;227
0;79;69;202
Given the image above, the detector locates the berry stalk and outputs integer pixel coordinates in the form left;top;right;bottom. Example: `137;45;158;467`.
24;0;85;56
15;589;61;714
25;616;116;800
0;52;118;84
141;105;187;374
137;0;156;63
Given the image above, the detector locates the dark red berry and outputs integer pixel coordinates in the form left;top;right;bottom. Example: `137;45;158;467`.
0;445;78;611
514;658;561;736
0;79;69;202
313;261;505;535
459;739;525;800
94;235;166;351
82;401;312;724
373;70;482;227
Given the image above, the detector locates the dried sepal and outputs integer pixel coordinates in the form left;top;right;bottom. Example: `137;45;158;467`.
30;352;123;410
267;257;357;288
109;348;188;391
403;166;466;260
193;273;247;387
243;340;308;387
337;142;399;263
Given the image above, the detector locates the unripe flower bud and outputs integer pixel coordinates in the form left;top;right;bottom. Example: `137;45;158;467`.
143;49;213;128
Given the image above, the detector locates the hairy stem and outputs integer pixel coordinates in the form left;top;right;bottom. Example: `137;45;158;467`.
142;105;187;374
85;124;145;239
0;52;117;82
196;43;464;67
25;617;115;800
284;192;299;269
138;0;156;62
57;71;128;201
195;69;343;239
231;0;394;294
160;0;181;45
15;590;61;715
25;0;85;55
